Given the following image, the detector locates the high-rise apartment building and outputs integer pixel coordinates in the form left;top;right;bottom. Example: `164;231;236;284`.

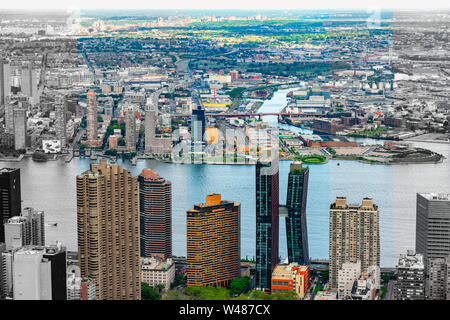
55;95;67;146
1;250;14;299
86;90;98;145
255;159;279;291
22;207;45;246
20;62;36;99
4;94;29;136
186;194;240;287
138;169;172;260
4;216;29;250
329;197;380;289
12;107;27;150
426;256;450;300
144;104;156;153
76;159;140;300
285;161;309;265
125;105;137;152
416;193;450;264
394;250;425;300
0;60;10;106
0;168;21;243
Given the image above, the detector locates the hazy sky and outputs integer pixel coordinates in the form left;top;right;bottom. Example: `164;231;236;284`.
0;0;449;10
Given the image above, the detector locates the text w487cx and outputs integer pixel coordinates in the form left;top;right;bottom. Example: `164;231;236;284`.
222;304;270;315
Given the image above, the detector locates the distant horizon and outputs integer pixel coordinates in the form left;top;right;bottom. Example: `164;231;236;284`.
1;8;449;15
1;0;450;11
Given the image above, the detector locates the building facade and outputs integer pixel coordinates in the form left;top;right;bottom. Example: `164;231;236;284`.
54;95;67;147
141;257;175;290
338;261;361;299
43;244;67;300
138;169;172;260
125;105;137;152
0;168;21;243
416;193;450;264
86;90;98;145
13;247;52;300
76;159;141;300
271;263;309;299
395;251;425;300
329;197;380;289
191;106;206;144
426;256;450;300
285;161;309;265
0;60;11;106
255;160;279;291
186;194;240;287
12;107;27;150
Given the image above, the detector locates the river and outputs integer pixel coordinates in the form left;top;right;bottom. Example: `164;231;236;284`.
1;87;449;267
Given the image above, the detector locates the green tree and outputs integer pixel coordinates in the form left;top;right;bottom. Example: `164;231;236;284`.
230;277;250;295
184;285;231;300
171;274;187;289
141;282;161;300
234;290;272;300
155;284;165;294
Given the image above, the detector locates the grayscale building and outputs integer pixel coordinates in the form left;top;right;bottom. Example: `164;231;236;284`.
0;60;10;106
394;250;425;300
54;95;67;147
0;168;21;243
426;256;450;300
416;193;450;264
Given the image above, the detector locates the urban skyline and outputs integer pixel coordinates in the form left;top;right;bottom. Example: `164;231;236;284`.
0;6;449;303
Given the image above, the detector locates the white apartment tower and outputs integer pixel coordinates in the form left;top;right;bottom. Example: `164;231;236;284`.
329;197;380;289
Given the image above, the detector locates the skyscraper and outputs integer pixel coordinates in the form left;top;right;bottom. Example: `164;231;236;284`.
0;60;10;106
138;169;172;260
0;168;21;243
416;193;450;264
255;159;279;291
285;161;309;265
86;90;98;144
186;194;240;287
329;197;380;289
191;106;206;144
12;107;27;150
125;105;137;152
76;159;140;300
55;95;67;147
20;62;35;99
144;104;156;154
4;94;29;135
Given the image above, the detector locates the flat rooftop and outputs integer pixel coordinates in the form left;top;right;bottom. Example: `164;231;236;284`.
420;193;450;201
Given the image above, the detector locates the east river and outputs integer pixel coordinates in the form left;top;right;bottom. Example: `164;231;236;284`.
2;88;450;267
